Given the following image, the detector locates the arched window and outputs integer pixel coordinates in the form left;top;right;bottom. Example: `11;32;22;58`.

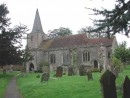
63;53;69;63
83;51;90;62
50;54;56;64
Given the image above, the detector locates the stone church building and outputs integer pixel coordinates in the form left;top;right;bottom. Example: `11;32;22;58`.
26;9;118;72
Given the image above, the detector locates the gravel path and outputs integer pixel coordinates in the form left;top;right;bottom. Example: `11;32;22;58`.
4;77;22;98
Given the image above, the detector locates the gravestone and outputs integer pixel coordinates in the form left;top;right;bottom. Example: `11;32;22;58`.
41;72;49;82
68;67;74;76
56;66;63;77
113;66;120;77
87;70;93;81
100;70;117;98
122;76;130;98
79;65;86;76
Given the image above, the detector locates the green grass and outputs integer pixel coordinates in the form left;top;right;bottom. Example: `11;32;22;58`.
0;71;19;97
17;65;130;98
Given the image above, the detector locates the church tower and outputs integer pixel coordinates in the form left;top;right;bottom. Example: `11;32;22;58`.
27;9;47;49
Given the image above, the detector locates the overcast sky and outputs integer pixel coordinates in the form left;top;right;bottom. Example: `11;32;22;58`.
1;0;130;48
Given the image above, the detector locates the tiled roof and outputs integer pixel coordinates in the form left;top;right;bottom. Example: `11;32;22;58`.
39;34;114;49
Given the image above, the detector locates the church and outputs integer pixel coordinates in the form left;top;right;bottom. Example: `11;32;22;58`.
26;9;118;72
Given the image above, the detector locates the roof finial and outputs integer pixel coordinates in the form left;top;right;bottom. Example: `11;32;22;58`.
31;9;44;33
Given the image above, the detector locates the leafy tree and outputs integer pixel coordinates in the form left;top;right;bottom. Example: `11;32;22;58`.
48;27;72;38
113;41;130;63
111;55;123;68
87;0;130;38
78;26;107;38
0;4;29;73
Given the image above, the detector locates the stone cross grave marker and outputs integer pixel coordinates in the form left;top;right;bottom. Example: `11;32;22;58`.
100;70;117;98
122;76;130;98
56;66;63;77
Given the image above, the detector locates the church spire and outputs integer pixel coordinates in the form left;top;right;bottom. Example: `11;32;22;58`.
31;9;44;33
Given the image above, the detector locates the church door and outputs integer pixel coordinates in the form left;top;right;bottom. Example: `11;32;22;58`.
94;60;98;68
29;63;34;71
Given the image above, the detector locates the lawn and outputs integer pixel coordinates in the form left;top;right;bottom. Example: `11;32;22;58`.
0;71;19;98
17;65;130;98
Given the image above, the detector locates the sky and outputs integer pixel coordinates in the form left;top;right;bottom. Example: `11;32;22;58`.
1;0;130;48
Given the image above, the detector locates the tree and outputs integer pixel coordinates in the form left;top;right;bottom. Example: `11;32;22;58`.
87;0;130;38
0;4;29;73
113;41;130;63
0;4;10;29
48;27;72;38
78;26;107;38
0;25;28;65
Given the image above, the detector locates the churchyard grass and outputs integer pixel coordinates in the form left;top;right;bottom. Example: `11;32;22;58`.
17;65;130;98
0;71;19;97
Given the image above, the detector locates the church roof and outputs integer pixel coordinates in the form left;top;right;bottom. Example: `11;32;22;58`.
39;34;114;49
31;9;44;33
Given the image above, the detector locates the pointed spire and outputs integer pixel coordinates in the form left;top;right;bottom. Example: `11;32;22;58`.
31;9;44;33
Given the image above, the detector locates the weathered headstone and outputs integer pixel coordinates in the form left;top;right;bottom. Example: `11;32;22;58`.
68;67;74;76
113;66;120;77
56;66;63;77
87;70;93;81
79;65;86;76
41;72;49;82
100;70;117;98
122;76;130;98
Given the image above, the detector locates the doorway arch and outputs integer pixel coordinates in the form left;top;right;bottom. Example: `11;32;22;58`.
29;63;34;71
94;60;98;68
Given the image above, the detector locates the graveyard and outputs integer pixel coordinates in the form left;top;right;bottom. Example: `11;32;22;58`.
14;65;130;98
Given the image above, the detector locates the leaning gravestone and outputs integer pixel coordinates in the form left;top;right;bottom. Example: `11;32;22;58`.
87;69;93;81
68;67;74;76
79;65;86;76
56;66;63;77
100;70;117;98
122;76;130;98
41;72;49;82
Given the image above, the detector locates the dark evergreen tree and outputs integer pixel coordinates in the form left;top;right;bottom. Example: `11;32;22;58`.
0;4;31;73
87;0;130;38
